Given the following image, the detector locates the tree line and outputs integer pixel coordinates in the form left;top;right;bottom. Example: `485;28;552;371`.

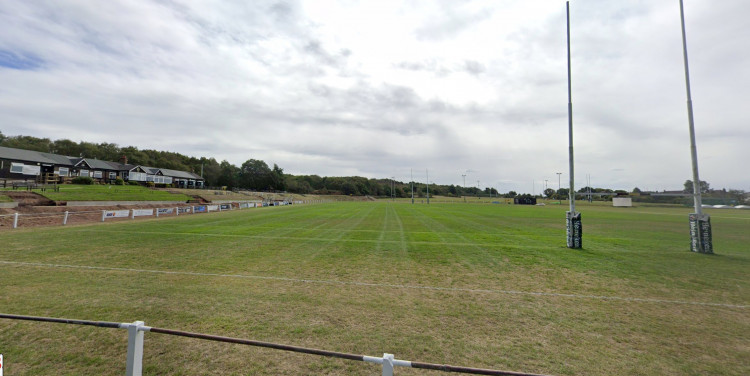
0;132;512;196
2;132;744;202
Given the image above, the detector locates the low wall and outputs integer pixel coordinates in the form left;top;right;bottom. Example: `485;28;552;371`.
65;200;187;207
0;202;19;208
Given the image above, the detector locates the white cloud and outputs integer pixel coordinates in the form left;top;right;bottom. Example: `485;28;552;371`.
0;0;747;193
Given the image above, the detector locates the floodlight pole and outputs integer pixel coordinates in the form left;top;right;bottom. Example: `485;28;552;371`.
557;172;562;204
426;169;430;204
566;1;582;249
679;0;712;253
391;176;396;201
462;173;466;202
411;169;414;204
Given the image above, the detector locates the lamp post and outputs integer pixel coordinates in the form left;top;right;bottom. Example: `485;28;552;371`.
679;0;711;253
556;172;562;204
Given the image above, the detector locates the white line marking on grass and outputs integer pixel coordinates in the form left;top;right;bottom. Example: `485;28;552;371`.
1;260;746;309
73;229;687;254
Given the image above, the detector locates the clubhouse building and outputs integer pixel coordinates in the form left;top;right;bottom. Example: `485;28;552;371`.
0;146;205;188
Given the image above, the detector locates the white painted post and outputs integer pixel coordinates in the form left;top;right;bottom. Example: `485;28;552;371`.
155;209;159;218
382;353;394;376
63;211;69;225
101;210;106;222
218;205;222;212
13;213;19;229
125;321;145;376
131;209;135;219
175;207;178;216
193;206;196;214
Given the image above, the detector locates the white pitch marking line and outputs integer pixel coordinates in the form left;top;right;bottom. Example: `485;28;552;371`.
0;260;746;309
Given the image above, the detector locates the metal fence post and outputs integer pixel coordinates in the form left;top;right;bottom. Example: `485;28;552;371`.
382;353;394;376
63;211;69;225
125;321;145;376
102;210;106;222
13;213;19;229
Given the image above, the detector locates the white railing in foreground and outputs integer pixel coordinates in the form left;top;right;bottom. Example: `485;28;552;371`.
0;313;552;376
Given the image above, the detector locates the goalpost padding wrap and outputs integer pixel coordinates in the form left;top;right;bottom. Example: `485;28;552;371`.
689;213;713;254
566;211;582;249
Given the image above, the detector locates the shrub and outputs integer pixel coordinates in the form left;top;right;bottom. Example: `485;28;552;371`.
114;178;125;185
71;176;94;185
146;181;155;188
128;181;140;186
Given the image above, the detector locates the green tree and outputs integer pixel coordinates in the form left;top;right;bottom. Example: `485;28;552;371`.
240;159;272;190
684;180;710;194
271;164;286;191
544;188;555;198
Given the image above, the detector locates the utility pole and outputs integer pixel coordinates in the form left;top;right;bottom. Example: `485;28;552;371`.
557;172;562;204
679;0;711;253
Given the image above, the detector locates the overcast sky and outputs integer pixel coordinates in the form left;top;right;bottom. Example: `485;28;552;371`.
1;0;747;193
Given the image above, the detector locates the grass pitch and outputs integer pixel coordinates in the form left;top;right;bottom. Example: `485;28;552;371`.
0;202;748;375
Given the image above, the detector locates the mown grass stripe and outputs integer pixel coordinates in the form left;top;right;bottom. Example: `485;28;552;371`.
1;260;746;309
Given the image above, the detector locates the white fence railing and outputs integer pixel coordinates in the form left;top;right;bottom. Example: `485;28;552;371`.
0;313;551;376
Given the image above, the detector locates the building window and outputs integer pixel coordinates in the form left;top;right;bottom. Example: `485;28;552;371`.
10;163;24;174
92;171;103;178
10;163;40;175
109;172;117;180
80;169;90;177
58;167;69;176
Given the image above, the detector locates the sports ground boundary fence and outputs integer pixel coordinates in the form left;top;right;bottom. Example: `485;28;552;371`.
0;200;331;230
0;313;552;376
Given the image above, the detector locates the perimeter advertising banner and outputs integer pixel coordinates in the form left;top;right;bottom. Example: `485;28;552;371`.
132;209;154;217
157;208;174;215
178;207;192;214
194;205;207;213
220;204;231;210
104;210;130;218
207;205;219;211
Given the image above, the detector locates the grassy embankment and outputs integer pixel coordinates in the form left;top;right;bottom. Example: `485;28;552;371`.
9;185;193;201
0;202;748;375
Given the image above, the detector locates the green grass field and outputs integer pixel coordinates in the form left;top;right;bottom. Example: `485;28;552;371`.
0;202;748;375
18;184;193;201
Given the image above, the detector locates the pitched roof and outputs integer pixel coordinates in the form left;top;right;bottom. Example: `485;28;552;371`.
0;146;74;165
158;168;203;180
